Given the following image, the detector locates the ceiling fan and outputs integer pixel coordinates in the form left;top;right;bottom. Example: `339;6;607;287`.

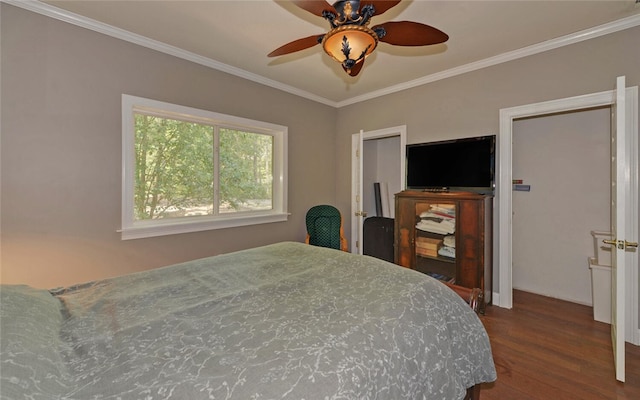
268;0;449;77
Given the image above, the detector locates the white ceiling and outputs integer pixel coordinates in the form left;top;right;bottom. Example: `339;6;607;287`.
22;1;640;106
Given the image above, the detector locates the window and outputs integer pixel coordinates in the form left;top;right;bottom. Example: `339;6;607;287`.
121;95;287;239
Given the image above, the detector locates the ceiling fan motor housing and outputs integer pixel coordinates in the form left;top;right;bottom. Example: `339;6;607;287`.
331;0;374;27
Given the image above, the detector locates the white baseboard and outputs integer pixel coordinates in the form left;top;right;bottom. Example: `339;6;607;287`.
491;292;500;308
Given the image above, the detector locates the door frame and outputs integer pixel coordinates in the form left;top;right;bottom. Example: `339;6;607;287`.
497;86;639;345
351;125;407;254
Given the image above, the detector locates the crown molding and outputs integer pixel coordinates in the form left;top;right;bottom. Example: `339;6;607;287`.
2;0;338;107
4;0;640;109
336;13;640;107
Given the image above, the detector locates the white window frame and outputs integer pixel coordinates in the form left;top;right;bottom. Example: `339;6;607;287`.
121;94;288;240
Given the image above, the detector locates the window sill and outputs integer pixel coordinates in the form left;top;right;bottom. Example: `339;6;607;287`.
120;212;289;240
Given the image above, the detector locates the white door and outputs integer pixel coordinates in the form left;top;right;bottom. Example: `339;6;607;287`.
608;76;628;382
351;130;365;255
498;83;639;341
351;126;407;255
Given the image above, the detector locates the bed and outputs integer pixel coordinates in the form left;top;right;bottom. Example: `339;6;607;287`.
0;241;496;399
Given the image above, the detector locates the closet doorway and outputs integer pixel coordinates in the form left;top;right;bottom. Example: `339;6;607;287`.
351;126;406;255
497;81;638;348
512;107;610;306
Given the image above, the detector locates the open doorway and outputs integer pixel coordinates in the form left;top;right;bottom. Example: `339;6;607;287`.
497;83;639;346
512;107;610;306
351;126;406;255
362;137;403;219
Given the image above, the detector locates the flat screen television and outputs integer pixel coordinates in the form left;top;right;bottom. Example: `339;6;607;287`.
406;135;495;193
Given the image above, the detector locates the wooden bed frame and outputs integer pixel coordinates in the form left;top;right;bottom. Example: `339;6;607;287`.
444;282;484;314
465;384;481;400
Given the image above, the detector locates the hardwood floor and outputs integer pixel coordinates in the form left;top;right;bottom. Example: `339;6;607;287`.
479;290;640;400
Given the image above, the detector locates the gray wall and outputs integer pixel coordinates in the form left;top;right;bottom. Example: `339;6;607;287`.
1;4;337;288
335;25;640;300
1;1;638;319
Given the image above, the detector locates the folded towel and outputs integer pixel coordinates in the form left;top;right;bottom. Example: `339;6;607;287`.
443;235;456;248
438;246;456;259
416;221;455;235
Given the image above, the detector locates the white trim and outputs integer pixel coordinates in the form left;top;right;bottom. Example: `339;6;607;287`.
351;130;364;255
491;292;500;308
337;14;640;107
121;94;288;240
6;0;640;108
362;125;407;193
497;85;639;345
350;126;407;253
119;213;289;240
625;86;639;346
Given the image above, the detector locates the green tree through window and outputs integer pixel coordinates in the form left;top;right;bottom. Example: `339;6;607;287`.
134;115;273;221
219;128;273;213
122;94;287;240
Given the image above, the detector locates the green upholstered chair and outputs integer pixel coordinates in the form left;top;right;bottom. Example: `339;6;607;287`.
305;205;348;252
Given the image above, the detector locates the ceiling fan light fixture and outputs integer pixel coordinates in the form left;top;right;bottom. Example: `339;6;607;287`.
322;25;378;74
270;1;448;78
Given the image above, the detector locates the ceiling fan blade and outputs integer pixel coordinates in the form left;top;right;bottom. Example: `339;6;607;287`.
343;59;365;77
361;1;401;16
268;35;324;57
374;21;449;46
292;0;334;17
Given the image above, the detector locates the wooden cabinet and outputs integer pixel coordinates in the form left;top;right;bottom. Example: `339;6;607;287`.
394;190;493;307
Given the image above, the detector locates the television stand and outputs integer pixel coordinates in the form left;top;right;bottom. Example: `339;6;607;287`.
394;190;493;311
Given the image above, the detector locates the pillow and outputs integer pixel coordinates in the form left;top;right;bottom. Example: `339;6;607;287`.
0;285;69;398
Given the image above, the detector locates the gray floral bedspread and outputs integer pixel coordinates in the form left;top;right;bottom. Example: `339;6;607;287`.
1;242;496;399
